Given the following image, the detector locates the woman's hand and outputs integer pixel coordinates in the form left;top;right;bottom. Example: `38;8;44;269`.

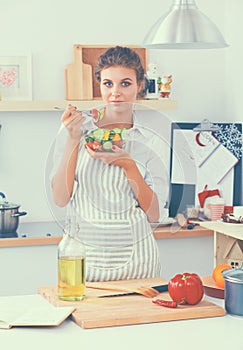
85;144;134;170
61;104;87;141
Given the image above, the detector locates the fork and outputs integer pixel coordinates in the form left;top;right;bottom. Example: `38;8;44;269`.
86;282;160;298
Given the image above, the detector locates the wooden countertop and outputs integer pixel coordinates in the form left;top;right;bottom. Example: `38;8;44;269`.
153;224;213;239
0;235;62;248
199;221;243;239
0;225;213;248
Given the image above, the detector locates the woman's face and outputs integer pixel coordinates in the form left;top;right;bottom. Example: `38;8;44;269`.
99;66;141;110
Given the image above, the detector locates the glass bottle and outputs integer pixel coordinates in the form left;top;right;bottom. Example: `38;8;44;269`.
58;225;86;301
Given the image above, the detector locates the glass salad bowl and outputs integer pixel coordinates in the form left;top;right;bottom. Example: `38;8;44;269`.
84;127;127;152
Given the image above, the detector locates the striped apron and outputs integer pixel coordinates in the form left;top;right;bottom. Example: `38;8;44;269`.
66;136;162;282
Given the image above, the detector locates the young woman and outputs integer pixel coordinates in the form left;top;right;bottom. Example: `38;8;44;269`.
51;46;169;281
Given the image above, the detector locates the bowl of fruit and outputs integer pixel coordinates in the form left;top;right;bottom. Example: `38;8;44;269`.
84;127;127;152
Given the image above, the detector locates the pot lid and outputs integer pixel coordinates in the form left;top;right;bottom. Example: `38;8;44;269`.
0;201;20;209
0;193;19;209
223;267;243;283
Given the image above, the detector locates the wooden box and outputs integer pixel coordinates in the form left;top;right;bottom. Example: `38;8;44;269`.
215;229;243;268
65;45;148;100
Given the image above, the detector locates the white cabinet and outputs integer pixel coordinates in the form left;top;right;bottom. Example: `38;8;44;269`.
0;233;215;296
0;244;58;296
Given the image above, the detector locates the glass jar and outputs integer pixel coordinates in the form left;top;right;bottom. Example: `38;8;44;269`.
58;227;86;301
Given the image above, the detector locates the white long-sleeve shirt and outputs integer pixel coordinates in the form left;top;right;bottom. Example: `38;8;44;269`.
49;107;171;221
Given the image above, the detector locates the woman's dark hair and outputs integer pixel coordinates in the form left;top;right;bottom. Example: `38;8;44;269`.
95;46;146;96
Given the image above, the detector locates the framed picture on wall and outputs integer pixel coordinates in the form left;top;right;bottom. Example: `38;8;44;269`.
0;54;32;100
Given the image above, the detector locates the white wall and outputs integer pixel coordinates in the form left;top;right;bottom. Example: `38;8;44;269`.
0;112;61;222
0;0;229;107
224;0;243;120
0;0;242;222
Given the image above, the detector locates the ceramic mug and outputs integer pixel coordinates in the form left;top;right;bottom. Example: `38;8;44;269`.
209;203;225;221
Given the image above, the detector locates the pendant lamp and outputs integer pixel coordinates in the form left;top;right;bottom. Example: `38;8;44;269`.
142;0;228;49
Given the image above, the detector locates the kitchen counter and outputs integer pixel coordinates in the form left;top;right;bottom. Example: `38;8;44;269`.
153;224;213;238
199;220;243;239
0;225;214;247
0;294;242;350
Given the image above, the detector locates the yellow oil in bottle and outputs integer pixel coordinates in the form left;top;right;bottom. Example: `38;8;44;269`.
58;256;86;301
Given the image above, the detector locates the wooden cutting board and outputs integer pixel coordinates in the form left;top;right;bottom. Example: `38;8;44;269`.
202;276;224;299
38;278;225;329
65;44;93;100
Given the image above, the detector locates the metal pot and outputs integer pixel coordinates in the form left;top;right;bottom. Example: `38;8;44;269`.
223;266;243;316
0;192;27;238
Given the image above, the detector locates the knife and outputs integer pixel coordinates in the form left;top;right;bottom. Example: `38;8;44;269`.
98;284;168;298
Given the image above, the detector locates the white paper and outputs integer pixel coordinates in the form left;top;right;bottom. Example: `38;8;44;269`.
12;306;74;326
0;295;74;329
171;130;238;185
171;130;198;184
199;145;238;184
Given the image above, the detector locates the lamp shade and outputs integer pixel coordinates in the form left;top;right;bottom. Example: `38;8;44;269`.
142;0;228;49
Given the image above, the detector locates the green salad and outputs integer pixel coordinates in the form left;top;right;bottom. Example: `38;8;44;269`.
84;127;127;152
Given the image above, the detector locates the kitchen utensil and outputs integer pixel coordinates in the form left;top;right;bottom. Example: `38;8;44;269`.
53;106;104;132
223;266;243;316
86;282;160;298
98;284;168;297
0;192;27;238
186;222;199;230
175;214;199;230
65;44;93;100
150;217;176;228
176;213;187;227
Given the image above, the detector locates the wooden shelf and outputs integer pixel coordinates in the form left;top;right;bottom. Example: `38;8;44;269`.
0;99;177;112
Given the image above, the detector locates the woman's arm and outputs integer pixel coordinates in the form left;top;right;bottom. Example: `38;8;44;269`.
51;105;86;207
52;137;80;207
123;159;160;223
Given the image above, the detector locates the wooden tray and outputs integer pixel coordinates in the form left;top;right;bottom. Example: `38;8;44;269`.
38;278;225;329
202;276;224;299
